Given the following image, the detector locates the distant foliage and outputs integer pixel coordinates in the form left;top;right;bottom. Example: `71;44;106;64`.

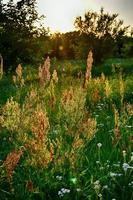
74;8;129;62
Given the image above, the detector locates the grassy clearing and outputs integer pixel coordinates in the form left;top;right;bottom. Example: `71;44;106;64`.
0;58;133;200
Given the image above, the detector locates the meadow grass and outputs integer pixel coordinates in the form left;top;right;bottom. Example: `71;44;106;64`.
0;58;133;200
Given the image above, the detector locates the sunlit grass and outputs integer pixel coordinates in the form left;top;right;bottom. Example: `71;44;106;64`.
0;57;133;200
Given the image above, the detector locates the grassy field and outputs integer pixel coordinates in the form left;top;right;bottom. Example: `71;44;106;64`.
0;58;133;200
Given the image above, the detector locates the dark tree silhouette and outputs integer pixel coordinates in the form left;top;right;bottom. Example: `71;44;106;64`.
74;8;129;63
0;0;47;70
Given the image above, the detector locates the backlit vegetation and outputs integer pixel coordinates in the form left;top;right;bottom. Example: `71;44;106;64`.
0;53;133;200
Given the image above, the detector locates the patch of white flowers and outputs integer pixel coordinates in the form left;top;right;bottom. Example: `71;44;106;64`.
110;172;122;177
56;175;62;181
94;180;101;190
122;163;133;172
58;188;70;197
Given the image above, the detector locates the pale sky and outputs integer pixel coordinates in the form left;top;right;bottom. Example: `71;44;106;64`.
37;0;133;33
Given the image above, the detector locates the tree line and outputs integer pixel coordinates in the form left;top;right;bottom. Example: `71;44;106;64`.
0;0;133;71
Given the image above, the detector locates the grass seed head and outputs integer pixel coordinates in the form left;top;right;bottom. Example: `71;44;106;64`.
4;149;23;180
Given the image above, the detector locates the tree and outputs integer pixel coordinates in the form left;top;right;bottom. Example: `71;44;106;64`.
74;8;129;63
0;0;47;70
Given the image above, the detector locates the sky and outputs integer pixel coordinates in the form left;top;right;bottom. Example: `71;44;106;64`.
37;0;133;33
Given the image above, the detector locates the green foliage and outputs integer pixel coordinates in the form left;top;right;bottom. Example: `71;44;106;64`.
0;0;48;70
74;8;129;63
44;8;132;64
0;2;132;72
0;52;133;200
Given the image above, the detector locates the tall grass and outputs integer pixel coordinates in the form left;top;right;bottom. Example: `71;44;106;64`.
0;57;133;200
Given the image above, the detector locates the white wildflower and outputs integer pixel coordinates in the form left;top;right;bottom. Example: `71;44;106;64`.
56;175;62;181
94;180;100;190
61;188;70;194
96;160;100;164
123;163;129;171
110;172;117;177
97;143;102;148
98;193;102;198
103;185;108;189
76;188;81;192
122;150;126;157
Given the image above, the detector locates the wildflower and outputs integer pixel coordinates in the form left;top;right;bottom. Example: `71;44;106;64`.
97;143;102;148
103;185;108;189
58;188;70;197
110;172;117;177
58;191;63;197
56;175;62;181
96;160;100;164
125;125;132;128
113;163;120;167
110;172;122;177
122;150;126;156
61;188;70;193
123;163;133;172
128;181;133;186
76;188;81;192
98;123;104;127
100;166;104;170
98;193;102;198
123;163;129;171
94;180;101;190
